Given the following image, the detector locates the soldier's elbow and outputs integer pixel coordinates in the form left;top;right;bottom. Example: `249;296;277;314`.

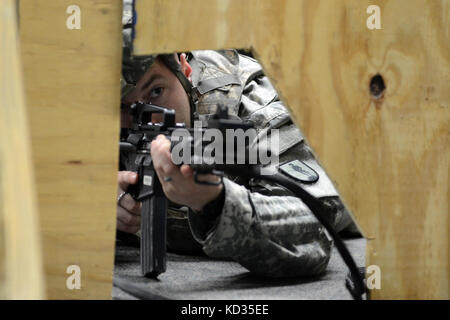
238;241;332;278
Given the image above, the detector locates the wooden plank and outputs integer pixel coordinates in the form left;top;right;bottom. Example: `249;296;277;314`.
19;0;122;299
0;0;45;299
291;0;449;299
135;0;449;299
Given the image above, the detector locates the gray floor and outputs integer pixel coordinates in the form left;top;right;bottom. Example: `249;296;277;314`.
112;237;365;300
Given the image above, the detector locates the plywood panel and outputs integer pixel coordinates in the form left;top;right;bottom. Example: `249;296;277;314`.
19;0;122;299
0;0;45;299
135;0;449;299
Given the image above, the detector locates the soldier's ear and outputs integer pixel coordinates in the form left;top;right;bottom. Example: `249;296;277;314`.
180;53;192;80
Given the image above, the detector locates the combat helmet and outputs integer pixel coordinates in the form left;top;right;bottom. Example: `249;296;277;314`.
121;0;196;125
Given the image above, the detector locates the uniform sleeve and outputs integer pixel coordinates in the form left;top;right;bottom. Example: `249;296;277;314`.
188;178;333;277
187;58;354;277
236;62;354;234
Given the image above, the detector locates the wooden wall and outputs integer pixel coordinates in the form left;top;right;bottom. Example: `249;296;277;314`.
19;0;122;299
135;0;449;299
6;0;447;299
0;0;45;299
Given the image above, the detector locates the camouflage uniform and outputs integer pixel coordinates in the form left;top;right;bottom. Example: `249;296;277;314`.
166;50;354;277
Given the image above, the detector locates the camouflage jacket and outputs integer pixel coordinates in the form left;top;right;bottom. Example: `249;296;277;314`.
171;49;354;277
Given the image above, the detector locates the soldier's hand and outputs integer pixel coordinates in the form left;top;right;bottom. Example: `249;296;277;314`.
151;135;223;212
117;171;142;233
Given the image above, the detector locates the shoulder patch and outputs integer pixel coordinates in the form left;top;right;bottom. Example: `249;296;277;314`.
279;160;319;184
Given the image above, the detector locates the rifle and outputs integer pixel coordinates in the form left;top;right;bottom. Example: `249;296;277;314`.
118;102;251;277
119;102;365;299
119;102;184;277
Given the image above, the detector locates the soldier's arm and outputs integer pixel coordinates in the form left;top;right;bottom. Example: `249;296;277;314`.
237;63;354;233
186;70;353;277
188;177;333;277
186;136;351;277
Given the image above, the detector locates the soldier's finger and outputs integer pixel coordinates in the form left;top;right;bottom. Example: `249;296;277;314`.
118;171;138;191
180;165;193;178
152;137;179;177
118;193;142;216
160;150;179;176
117;206;141;226
116;218;140;234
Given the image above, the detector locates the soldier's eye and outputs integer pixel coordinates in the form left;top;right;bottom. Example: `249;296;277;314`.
149;87;163;99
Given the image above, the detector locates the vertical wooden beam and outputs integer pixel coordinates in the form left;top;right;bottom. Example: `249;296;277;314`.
281;0;449;299
0;0;45;299
19;0;122;299
134;0;449;298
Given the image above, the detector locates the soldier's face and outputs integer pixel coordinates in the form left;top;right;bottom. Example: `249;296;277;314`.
121;57;192;128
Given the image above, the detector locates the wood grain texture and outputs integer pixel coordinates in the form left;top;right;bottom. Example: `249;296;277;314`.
0;0;45;299
135;0;449;299
19;0;122;299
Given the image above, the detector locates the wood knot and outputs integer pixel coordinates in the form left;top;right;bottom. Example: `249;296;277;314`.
67;160;83;165
370;74;385;100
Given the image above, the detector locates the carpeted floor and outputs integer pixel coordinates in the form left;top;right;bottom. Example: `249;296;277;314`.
112;237;365;300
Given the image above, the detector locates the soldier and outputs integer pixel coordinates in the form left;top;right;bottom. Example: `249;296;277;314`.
117;3;357;278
